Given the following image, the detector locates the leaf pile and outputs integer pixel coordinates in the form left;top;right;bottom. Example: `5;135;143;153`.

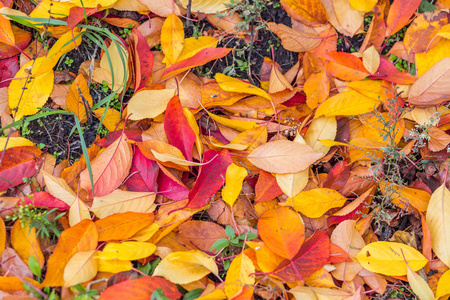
1;0;450;299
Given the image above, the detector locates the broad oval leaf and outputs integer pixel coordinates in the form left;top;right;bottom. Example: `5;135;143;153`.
355;241;428;276
127;89;176;120
95;212;154;241
224;253;255;298
292;188;347;218
248;140;322;174
161;13;184;65
97;241;156;260
153;250;218;284
258;206;304;259
63;250;97;287
222;163;247;207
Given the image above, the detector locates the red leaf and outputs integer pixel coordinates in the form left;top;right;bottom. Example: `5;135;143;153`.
0;56;18;88
386;0;422;36
273;230;330;282
255;170;283;202
164;95;196;161
323;51;369;81
157;163;189;201
125;147;159;192
368;58;416;84
327;202;364;227
131;28;153;92
0;146;41;190
160;47;232;81
67;6;99;30
96;129;143;147
20;191;70;210
99;276;182;300
186;149;233;209
323;159;351;190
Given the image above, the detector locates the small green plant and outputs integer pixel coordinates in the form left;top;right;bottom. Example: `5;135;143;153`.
210;225;257;272
216;0;268;32
101;80;109;93
389;54;416;75
6;204;65;240
71;284;98;300
64;56;74;67
118;25;132;39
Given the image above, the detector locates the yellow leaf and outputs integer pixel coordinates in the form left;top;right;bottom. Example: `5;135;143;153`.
304;117;336;155
33;29;82;77
161;13;184;65
178;0;231;13
349;0;377;12
91;189;156;219
100;41;129;93
289;286;352;299
224;253;255;298
0;137;33;151
436;269;450;299
416;38;450;77
269;65;292;93
93;108;124;132
29;0;73;20
183;107;203;156
208;113;259;132
363;45;380;74
292;188;347;218
426;184;450;267
177;36;218;62
97;242;156;260
222;163;247;207
63;250;97;287
275;169;309;199
69;198;91;227
11;221;45;268
66;74;93;123
215;73;271;100
437;24;450;39
153;250;218;284
355;241;428;276
197;289;227;300
127;89;176;120
97;258;132;273
0;218;5;256
8;57;54;119
406;265;434;300
315;89;380;118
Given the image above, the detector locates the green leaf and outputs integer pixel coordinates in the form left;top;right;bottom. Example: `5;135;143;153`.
210;238;229;252
28;256;41;278
151;289;171;300
418;0;436;13
225;225;235;239
183;288;203;300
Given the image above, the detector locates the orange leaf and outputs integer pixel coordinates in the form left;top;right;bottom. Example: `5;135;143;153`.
257;206;304;259
42;219;98;287
95;212;154;241
0;13;15;46
11;221;45;268
66;74;93;123
79;133;132;197
323;51;370;81
386;0;422;36
280;0;328;26
98;276;182;299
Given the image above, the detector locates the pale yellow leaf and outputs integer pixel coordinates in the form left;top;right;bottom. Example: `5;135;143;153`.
91;190;156;219
355;241;428;276
69;198;91;227
153;250;218;284
96;242;156;260
409;57;450;99
224;253;255;298
42;170;76;206
127;89;176;120
248;140;322;174
292;188;347;218
222;163;247;207
275;168;309;199
100;41;129;93
138;0;180;17
304;116;337;155
63;250;97;287
406;265;434;300
363;45;380;74
269;66;293;93
426;184;450;267
333;0;364;36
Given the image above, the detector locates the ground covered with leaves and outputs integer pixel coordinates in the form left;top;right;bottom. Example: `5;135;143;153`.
1;0;450;299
